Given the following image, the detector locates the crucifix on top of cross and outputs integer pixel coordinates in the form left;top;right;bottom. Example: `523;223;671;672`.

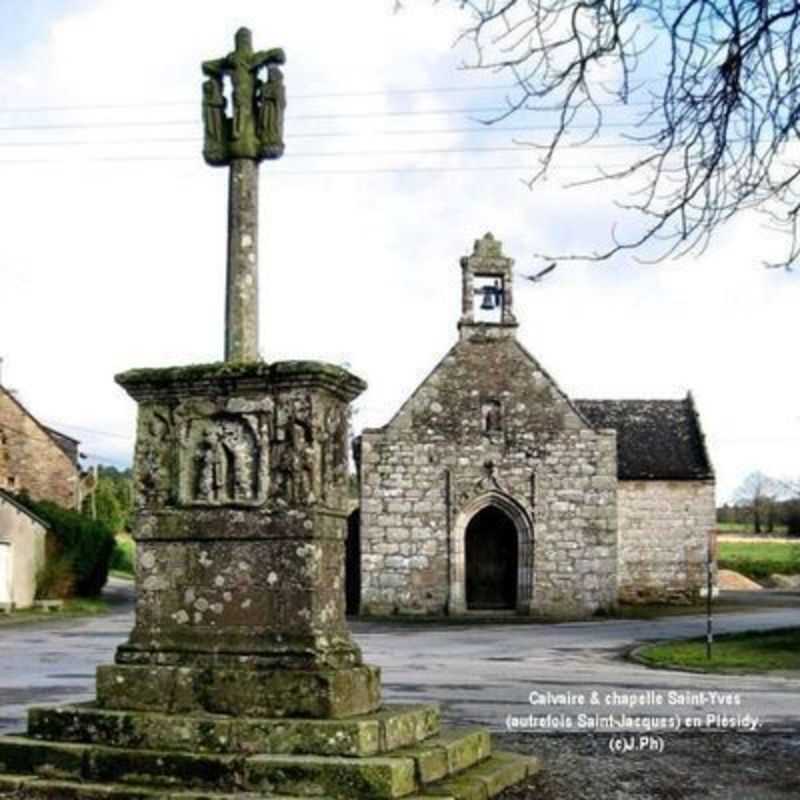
201;27;286;164
201;28;287;364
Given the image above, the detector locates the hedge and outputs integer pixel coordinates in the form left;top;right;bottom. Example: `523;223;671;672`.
16;494;116;597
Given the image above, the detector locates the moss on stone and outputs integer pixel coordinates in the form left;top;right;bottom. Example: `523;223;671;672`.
116;360;363;388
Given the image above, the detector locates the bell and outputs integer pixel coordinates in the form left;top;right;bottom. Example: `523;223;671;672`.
479;286;496;310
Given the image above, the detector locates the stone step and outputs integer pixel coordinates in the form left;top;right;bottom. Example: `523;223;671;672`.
0;752;540;799
417;751;542;800
0;737;417;798
391;728;492;785
0;734;531;799
245;752;417;798
0;774;287;798
0;737;241;792
28;702;440;758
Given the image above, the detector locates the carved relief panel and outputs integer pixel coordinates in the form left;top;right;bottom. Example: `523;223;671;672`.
133;391;350;512
134;406;177;508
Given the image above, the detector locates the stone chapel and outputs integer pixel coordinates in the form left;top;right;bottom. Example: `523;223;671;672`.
355;233;715;619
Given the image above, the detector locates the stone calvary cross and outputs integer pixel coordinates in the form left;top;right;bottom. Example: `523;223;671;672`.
0;27;537;799
202;26;287;362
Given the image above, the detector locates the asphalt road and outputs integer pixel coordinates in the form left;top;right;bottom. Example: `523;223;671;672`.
1;580;798;736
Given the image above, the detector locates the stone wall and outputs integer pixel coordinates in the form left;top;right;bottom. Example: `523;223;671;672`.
617;479;716;602
0;390;79;508
360;331;618;619
0;493;48;608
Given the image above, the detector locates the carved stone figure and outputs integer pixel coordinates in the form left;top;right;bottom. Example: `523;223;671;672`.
221;420;255;501
320;406;347;503
195;429;222;503
201;27;285;164
258;66;286;159
136;408;172;506
202;77;228;164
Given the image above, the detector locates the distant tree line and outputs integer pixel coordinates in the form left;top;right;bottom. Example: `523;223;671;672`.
718;472;800;536
82;465;133;534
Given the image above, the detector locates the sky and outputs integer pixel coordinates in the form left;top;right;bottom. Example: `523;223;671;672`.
0;0;797;503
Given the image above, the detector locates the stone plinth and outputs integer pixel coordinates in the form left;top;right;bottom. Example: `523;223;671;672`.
103;360;379;718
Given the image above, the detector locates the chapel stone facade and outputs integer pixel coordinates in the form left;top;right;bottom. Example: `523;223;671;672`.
357;233;715;619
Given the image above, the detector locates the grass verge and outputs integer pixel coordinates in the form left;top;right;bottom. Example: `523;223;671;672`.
0;596;111;626
718;540;800;580
635;627;800;672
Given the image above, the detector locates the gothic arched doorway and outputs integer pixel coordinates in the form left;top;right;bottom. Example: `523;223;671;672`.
465;505;518;610
345;509;361;615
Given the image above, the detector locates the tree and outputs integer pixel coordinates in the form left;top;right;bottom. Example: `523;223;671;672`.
424;1;800;268
83;467;133;533
778;476;800;535
733;471;781;533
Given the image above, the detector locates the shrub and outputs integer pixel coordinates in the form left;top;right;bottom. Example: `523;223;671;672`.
784;503;800;537
18;495;115;597
35;555;75;600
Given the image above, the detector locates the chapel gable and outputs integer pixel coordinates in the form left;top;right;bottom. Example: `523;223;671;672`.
382;233;590;442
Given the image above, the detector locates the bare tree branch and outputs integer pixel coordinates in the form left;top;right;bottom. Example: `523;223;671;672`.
433;1;800;269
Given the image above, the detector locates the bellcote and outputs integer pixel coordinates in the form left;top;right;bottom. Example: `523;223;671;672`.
458;232;518;341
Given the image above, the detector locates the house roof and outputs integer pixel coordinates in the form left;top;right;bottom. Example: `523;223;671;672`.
0;489;51;530
0;386;80;467
575;395;714;481
43;426;80;463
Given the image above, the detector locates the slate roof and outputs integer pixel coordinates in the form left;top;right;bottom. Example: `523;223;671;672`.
43;427;80;466
575;396;714;481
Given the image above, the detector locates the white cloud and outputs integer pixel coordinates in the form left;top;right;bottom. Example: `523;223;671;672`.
0;0;797;502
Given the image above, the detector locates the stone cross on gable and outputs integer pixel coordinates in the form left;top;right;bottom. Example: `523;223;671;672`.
201;27;287;363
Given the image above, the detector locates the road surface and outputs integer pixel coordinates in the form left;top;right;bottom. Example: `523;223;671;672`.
1;581;798;735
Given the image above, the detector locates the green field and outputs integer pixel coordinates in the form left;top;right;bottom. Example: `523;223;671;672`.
718;540;800;580
717;522;788;534
637;628;800;672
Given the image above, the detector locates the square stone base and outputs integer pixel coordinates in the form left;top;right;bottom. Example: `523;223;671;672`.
96;664;382;719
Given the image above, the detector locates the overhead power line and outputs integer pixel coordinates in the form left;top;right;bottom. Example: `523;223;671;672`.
42;419;133;441
0;85;652;114
0;116;654;134
0;158;633;173
0;140;657;154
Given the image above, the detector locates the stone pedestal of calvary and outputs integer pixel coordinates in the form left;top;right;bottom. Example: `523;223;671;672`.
0;28;537;800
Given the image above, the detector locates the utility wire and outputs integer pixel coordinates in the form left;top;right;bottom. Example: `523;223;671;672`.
0;140;659;153
0;119;658;133
0;85;653;113
0;422;128;463
42;420;133;441
0;158;632;172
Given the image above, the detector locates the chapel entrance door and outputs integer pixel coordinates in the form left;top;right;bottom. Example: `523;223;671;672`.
465;505;517;610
